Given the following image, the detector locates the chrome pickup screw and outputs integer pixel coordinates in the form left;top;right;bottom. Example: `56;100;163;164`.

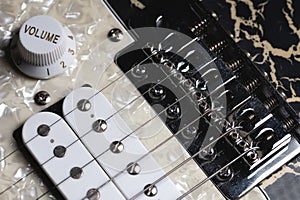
110;141;124;153
86;188;100;200
70;167;83;179
127;162;141;175
37;124;50;137
53;145;66;158
77;99;91;112
92;119;108;133
166;104;181;119
144;184;158;197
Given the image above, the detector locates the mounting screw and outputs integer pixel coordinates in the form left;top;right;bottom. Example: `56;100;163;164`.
92;119;108;133
144;184;158;197
34;91;51;105
110;141;124;153
37;124;50;137
108;28;123;42
53;146;66;158
86;188;100;200
216;166;233;182
127;162;141;175
70;167;83;179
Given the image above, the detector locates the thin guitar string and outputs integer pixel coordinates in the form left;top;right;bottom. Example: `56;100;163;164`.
0;49;156;195
36;103;218;200
4;32;238;198
0;59;234;198
35;73;237;200
0;34;196;166
130;147;258;200
4;23;254;199
176;147;260;200
0;36;210;195
87;124;240;200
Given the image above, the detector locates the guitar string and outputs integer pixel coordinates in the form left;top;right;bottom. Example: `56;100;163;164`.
129;147;258;200
0;34;197;165
3;55;236;198
34;74;237;200
4;33;242;198
176;147;260;200
36;103;219;200
68;11;256;199
0;36;211;195
85;124;240;200
0;51;157;195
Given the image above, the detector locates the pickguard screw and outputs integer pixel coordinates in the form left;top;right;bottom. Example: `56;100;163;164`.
108;28;123;42
34;91;51;105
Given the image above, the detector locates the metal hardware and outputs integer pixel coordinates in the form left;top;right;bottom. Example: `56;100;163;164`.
127;162;141;175
216;167;232;182
53;146;66;158
190;19;208;35
166;104;181;119
110;141;124;153
86;188;100;200
34;91;51;105
108;28;123;42
92;119;108;133
149;85;166;100
227;59;243;71
282;118;296;130
243;78;259;93
37;124;50;137
144;184;158;197
70;167;83;179
264;97;278;111
209;40;227;54
77;99;92;112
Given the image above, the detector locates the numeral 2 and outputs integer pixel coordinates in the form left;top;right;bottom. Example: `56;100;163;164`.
60;61;67;68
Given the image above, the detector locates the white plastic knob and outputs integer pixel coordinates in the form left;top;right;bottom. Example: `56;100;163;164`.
10;15;76;79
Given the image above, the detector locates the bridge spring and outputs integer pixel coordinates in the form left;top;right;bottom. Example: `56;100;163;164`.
243;78;260;93
190;18;208;36
282;117;296;130
263;97;278;111
227;59;243;71
208;40;227;55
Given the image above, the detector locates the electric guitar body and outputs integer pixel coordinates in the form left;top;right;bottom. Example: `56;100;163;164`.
0;0;299;199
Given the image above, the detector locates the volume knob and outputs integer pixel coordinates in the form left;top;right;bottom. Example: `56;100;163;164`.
10;15;76;79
